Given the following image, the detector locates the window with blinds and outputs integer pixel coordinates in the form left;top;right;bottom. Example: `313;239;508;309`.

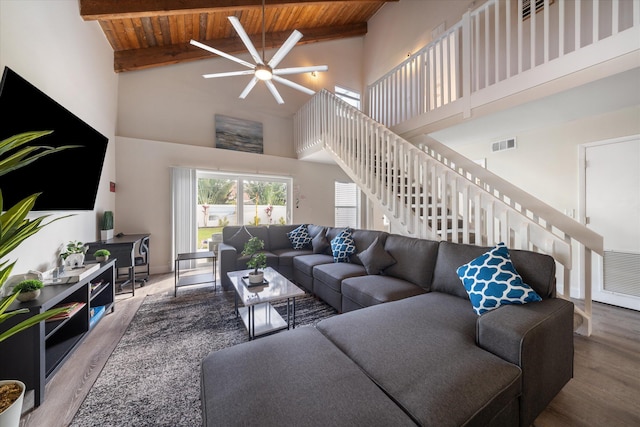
335;181;359;228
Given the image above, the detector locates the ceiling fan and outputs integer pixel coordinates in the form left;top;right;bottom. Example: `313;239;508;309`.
190;1;328;104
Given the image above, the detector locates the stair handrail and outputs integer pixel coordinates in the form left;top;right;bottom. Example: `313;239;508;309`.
295;89;601;335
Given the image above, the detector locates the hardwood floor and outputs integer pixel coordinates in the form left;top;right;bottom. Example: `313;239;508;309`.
18;274;640;427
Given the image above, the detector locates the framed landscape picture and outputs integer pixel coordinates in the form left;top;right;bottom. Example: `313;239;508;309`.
215;114;263;154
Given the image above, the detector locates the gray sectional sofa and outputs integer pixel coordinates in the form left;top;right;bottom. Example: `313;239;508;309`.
207;224;574;426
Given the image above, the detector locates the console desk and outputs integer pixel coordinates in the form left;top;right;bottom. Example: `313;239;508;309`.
86;233;149;296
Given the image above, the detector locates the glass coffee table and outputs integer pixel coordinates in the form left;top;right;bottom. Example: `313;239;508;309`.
228;267;305;340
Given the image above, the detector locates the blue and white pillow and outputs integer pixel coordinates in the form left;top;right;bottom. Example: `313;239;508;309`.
287;224;312;250
456;242;542;315
330;228;356;263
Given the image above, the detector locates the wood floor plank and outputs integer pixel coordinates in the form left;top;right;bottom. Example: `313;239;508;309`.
19;274;174;427
16;273;640;427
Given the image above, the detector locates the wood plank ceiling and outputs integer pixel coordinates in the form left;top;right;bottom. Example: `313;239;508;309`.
79;0;397;73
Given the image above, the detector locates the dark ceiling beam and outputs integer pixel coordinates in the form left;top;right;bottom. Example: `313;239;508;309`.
113;22;367;72
80;0;397;20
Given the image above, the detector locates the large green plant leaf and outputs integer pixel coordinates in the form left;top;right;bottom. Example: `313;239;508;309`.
0;131;80;177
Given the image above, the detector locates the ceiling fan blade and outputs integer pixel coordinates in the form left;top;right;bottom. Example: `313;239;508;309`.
273;65;329;76
265;80;285;104
203;70;255;79
272;75;315;96
190;39;255;69
228;16;264;65
267;30;303;69
239;77;259;99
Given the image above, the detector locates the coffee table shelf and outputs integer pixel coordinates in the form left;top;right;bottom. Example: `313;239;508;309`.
237;303;289;337
175;251;217;296
228;267;305;339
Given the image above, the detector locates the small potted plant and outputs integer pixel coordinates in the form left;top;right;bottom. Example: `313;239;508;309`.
93;249;110;262
100;211;114;241
13;279;44;302
61;240;88;268
242;236;267;284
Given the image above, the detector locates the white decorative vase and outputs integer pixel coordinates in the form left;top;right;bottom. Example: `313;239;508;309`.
0;380;25;427
65;253;85;269
100;229;114;241
95;255;109;262
248;271;264;284
16;289;40;302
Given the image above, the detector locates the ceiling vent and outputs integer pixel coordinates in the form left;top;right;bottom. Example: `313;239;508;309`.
492;138;517;152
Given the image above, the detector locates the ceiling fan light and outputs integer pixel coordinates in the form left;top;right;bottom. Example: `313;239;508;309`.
255;65;273;81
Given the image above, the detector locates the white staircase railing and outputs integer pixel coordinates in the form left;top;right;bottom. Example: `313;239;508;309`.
367;0;640;133
294;90;603;335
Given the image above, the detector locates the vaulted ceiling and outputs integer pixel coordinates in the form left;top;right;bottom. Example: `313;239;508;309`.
79;0;396;73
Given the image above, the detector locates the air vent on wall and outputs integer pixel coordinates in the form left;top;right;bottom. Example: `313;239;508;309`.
491;138;517;152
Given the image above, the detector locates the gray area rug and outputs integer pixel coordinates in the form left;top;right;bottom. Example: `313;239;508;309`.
70;287;337;427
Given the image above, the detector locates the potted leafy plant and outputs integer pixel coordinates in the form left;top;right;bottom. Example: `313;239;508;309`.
60;240;88;268
241;236;267;284
12;279;44;302
93;249;110;262
100;211;114;241
0;131;77;425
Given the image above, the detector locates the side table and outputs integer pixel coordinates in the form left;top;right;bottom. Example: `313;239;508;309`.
174;251;217;296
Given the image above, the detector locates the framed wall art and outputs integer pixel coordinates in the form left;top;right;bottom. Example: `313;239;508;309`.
215;114;263;154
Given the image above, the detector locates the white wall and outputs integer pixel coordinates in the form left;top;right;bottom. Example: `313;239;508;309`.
453;106;640;215
363;0;478;86
115;35;364;273
116;137;350;273
116;37;365;156
0;1;117;275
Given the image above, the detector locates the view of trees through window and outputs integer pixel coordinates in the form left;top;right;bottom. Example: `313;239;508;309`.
196;172;291;249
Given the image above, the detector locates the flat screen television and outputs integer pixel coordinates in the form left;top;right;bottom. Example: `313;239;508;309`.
0;66;108;211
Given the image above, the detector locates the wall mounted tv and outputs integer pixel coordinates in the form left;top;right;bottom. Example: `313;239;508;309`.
0;66;108;211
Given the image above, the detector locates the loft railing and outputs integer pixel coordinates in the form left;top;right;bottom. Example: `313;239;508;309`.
367;0;640;130
292;0;636;336
295;89;603;335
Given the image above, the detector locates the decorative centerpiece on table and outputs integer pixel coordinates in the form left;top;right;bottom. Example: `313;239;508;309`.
242;236;267;284
0;131;77;426
61;240;88;269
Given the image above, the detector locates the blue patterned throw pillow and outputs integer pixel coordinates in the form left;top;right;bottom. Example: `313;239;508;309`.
287;224;312;250
456;242;542;315
330;228;356;263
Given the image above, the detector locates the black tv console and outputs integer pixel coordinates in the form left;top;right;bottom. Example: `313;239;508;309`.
0;259;116;407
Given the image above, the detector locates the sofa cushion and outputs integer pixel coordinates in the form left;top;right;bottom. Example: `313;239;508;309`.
341;275;427;309
457;242;542;315
268;224;300;250
286;224;312;249
307;224;325;239
313;262;367;293
293;254;334;277
432;241;557;300
330;227;356;262
226;226;253;252
236;252;278;270
201;327;416;427
348;229;388;265
357;236;396;274
383;235;440;289
317;293;522;426
271;247;313;267
312;228;331;254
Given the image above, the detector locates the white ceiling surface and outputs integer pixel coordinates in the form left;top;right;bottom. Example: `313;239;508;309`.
429;67;640;147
